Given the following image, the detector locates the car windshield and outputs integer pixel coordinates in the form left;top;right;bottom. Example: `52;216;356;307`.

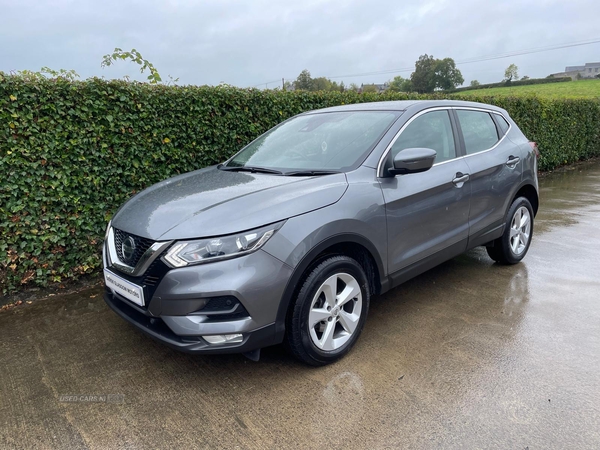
224;111;399;173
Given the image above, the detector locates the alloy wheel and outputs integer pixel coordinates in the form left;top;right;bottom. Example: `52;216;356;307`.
308;273;362;351
510;206;531;255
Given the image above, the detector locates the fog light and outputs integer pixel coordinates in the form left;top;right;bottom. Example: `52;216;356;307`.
203;334;243;345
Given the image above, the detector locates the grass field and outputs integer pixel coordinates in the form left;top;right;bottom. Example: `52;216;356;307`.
453;79;600;99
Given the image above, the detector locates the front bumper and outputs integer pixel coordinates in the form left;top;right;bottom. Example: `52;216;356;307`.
104;289;278;354
103;248;293;354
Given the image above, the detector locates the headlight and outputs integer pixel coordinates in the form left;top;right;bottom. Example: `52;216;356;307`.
162;222;284;267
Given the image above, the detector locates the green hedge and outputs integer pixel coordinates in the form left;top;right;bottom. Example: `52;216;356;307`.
451;76;572;93
1;75;599;293
451;94;600;168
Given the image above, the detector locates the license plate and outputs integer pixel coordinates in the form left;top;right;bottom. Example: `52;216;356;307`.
104;269;144;307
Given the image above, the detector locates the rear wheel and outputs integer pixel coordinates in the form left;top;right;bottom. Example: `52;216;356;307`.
285;256;370;366
487;197;534;265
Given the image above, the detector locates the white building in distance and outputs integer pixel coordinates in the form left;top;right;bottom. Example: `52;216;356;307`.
550;62;600;79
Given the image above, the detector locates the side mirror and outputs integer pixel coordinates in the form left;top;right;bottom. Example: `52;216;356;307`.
388;148;437;176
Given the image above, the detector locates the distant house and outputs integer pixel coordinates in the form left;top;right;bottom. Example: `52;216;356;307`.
550;62;600;79
359;83;389;93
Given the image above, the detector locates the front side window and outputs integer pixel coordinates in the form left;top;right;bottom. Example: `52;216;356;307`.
226;111;399;172
391;110;456;164
457;110;499;155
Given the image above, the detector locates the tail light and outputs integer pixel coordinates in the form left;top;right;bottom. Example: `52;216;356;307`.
529;141;540;159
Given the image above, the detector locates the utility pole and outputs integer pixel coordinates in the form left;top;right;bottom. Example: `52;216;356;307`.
282;78;285;91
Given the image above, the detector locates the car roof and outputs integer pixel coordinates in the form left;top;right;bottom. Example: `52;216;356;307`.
305;99;507;115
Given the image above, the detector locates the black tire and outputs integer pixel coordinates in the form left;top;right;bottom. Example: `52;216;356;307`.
487;197;534;265
285;255;370;366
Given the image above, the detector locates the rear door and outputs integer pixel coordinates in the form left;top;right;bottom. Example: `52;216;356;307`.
453;108;523;245
379;109;471;276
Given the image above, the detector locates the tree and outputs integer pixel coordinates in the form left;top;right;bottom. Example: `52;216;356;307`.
295;69;314;90
470;80;480;87
433;58;464;91
504;64;519;82
411;54;437;93
388;75;405;91
521;75;530;81
312;77;332;91
293;70;349;91
388;75;413;92
410;54;464;93
361;84;379;93
348;83;360;92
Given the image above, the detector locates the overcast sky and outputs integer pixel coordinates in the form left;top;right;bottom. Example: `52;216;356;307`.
1;0;599;88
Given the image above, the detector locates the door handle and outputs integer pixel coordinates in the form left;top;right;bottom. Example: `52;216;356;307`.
506;155;521;167
452;172;470;186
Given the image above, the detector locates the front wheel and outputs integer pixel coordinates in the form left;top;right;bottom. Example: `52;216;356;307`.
285;256;370;366
487;197;534;265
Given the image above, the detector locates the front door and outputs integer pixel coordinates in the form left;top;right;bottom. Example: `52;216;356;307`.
379;109;471;276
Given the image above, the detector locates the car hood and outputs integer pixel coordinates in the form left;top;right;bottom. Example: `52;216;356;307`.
111;166;348;240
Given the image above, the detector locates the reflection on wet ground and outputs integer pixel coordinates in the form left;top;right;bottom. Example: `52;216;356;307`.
1;163;600;449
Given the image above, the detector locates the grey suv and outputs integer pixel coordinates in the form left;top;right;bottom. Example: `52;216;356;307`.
103;100;539;365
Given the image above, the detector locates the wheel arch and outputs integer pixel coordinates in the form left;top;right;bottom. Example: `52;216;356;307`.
513;182;539;216
274;233;387;342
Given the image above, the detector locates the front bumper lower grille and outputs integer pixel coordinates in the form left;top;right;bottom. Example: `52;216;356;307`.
107;258;171;310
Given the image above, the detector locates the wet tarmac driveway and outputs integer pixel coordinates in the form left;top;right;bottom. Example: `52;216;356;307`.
1;162;600;449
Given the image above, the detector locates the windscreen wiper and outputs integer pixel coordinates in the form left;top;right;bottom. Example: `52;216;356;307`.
219;165;283;175
284;170;341;176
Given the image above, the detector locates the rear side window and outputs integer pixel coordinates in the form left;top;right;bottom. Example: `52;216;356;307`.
391;110;456;164
457;110;499;155
495;114;510;135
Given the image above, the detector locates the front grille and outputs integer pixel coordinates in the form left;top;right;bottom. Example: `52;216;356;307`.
114;228;155;267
